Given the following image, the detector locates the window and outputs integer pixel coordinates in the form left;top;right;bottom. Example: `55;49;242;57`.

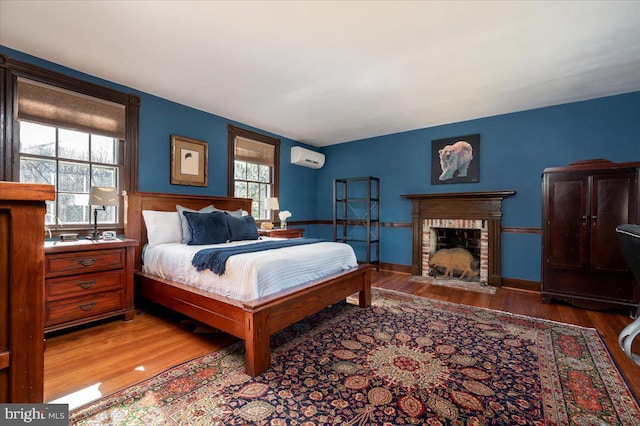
19;121;121;226
0;54;140;236
227;125;280;220
233;151;272;219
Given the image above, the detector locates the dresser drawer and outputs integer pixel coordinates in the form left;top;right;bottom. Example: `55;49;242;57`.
46;270;124;301
45;248;124;277
46;291;124;326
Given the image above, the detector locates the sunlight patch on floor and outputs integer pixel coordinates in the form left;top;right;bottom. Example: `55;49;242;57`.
50;382;102;410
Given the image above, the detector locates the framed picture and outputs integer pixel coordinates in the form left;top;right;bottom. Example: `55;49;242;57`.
170;135;208;186
431;134;480;185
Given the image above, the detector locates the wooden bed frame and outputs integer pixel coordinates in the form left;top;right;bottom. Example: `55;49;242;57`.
124;191;371;376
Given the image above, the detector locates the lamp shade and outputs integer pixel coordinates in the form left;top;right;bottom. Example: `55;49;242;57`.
265;197;279;210
89;187;118;206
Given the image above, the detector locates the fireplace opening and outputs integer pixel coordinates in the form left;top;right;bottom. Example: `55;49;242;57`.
422;218;489;285
432;228;481;259
429;228;481;281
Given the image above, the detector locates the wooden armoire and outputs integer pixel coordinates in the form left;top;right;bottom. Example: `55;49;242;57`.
542;159;640;313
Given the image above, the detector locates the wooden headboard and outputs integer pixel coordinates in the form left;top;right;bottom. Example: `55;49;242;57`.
124;191;253;270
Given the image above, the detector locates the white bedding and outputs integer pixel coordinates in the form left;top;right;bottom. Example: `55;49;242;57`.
142;238;358;303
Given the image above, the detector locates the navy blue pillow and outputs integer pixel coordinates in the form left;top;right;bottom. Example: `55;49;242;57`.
226;213;259;241
183;211;230;245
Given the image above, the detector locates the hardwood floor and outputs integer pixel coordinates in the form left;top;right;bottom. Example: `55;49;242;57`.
44;270;640;409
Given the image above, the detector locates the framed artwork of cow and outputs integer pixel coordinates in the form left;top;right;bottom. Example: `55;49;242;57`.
431;134;480;185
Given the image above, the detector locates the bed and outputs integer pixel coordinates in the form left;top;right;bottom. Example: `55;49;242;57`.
124;191;371;376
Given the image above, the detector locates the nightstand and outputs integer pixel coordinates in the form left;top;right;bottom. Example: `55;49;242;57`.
44;238;138;333
258;228;305;238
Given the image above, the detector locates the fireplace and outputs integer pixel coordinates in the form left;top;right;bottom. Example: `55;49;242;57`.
402;191;515;286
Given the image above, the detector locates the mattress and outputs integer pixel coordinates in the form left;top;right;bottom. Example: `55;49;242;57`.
142;238;358;302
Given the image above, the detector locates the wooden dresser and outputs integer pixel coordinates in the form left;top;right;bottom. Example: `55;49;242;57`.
44;238;138;333
0;182;54;403
542;159;639;313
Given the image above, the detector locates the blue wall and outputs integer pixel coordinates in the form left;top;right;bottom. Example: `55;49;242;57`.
3;45;640;282
318;92;640;281
0;45;321;221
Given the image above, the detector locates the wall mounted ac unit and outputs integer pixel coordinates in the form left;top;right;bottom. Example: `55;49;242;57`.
291;146;325;169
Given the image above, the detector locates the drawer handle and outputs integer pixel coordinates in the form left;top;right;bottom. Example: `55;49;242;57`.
78;258;96;267
78;280;96;289
78;302;97;311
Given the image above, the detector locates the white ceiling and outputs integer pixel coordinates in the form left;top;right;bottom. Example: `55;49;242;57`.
2;1;640;147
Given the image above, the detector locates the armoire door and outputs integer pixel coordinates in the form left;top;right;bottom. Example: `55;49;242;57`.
545;173;589;271
590;172;637;273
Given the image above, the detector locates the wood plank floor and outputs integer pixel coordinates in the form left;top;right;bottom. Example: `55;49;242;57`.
44;270;640;408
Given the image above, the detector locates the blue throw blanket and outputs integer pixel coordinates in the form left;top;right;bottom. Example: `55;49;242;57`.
192;238;323;275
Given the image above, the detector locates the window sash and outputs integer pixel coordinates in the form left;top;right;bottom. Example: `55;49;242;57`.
234;159;273;219
18;122;121;227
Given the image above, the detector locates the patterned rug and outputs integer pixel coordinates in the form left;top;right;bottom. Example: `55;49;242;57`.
71;288;640;425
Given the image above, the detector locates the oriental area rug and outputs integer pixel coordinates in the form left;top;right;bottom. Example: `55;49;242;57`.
71;288;640;425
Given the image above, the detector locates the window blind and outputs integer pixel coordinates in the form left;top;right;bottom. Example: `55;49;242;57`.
235;136;275;165
17;77;126;139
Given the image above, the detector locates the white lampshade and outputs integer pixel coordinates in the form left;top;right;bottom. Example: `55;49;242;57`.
265;197;279;210
89;187;118;206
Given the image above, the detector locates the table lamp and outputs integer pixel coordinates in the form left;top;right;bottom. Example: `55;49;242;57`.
88;186;118;239
262;197;279;230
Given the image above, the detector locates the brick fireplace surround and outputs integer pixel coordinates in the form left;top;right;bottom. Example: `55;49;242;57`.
402;191;515;287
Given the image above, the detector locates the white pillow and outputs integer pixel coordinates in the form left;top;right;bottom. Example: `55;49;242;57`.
211;205;245;218
142;210;182;247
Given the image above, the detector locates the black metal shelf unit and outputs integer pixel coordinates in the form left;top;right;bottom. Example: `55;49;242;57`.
333;176;380;270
